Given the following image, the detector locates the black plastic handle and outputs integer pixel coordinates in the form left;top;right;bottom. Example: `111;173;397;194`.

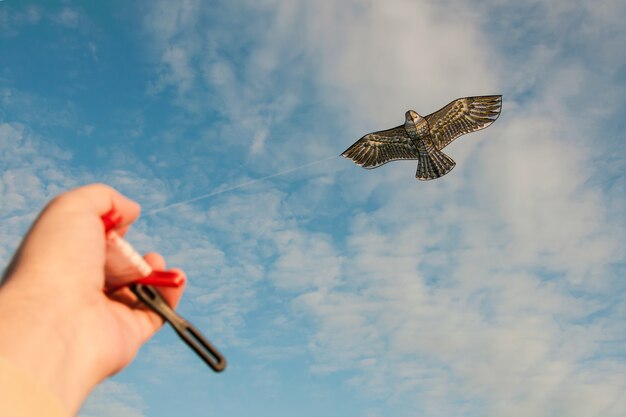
130;283;227;372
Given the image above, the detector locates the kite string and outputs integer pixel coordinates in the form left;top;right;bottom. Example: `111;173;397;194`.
144;155;338;216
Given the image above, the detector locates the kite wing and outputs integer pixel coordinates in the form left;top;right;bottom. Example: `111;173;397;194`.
341;125;418;169
426;95;502;149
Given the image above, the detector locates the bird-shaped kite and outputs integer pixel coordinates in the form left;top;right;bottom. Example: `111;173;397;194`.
342;95;502;180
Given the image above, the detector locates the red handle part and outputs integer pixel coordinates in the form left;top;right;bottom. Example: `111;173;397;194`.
101;209;184;290
138;270;185;287
102;209;123;233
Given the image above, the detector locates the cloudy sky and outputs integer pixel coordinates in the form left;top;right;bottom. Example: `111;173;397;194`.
1;0;625;416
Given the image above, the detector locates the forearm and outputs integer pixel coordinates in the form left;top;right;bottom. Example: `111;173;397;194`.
0;279;96;415
0;353;70;417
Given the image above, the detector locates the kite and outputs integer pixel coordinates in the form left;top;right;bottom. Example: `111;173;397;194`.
342;95;502;180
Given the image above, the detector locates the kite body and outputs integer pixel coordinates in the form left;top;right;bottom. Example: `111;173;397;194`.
341;95;502;180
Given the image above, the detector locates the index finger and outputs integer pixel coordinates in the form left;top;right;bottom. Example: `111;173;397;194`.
8;184;141;281
49;183;141;230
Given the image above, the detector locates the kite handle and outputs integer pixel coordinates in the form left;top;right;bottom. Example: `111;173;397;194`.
101;209;226;372
131;283;227;372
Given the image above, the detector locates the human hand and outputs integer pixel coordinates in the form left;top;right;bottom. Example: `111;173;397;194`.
0;183;185;414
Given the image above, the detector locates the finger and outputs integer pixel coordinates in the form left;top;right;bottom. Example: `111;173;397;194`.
142;253;186;310
155;268;186;309
4;184;141;287
49;183;141;230
128;268;187;342
104;250;166;290
46;184;140;257
143;252;165;270
20;183;140;253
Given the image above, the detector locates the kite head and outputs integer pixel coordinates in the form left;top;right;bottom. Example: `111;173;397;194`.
405;110;424;124
405;110;427;134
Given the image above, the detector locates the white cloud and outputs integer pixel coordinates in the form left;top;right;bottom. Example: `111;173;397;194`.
0;5;94;37
148;44;197;96
142;1;305;156
0;88;81;131
137;2;626;413
0;123;76;263
79;381;145;417
294;0;496;122
0;6;42;37
53;7;80;28
2;0;623;415
142;0;201;47
212;1;625;416
270;229;343;291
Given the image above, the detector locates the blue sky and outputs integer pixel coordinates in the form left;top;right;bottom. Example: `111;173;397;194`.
1;1;625;416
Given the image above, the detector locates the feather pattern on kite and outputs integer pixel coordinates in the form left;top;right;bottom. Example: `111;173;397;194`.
342;95;502;180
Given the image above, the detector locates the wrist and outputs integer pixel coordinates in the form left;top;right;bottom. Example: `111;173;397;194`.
0;354;70;417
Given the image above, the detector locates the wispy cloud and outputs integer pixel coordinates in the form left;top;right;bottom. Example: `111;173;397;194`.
143;1;307;157
1;0;624;416
137;0;626;415
52;6;80;29
79;381;145;417
0;122;76;262
0;4;92;37
247;1;625;415
0;5;42;37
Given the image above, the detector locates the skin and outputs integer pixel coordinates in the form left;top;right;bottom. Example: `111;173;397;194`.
0;183;186;415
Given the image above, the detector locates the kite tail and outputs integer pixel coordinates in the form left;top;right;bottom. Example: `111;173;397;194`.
415;148;456;180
